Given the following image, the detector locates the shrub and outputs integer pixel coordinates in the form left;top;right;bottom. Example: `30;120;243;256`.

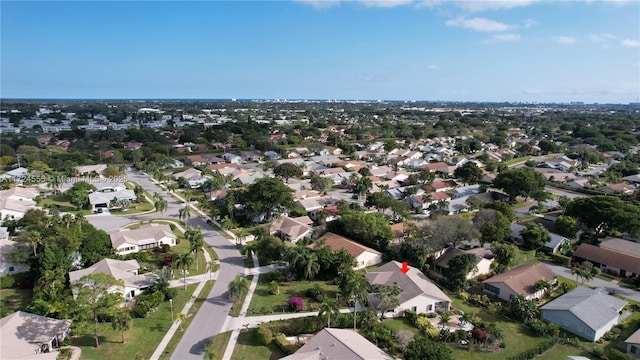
471;328;487;343
268;281;280;295
404;309;418;325
274;333;298;355
305;284;323;299
0;274;16;289
549;253;571;266
265;269;286;283
416;317;432;331
287;297;304;312
425;326;440;339
459;291;470;302
256;325;273;345
426;312;437;318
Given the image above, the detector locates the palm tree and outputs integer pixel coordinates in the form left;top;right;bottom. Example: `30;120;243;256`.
166;182;179;193
318;298;340;328
439;311;451;330
186;226;204;271
179;206;191;225
206;261;213;280
342;273;370;330
174;253;194;290
284;246;307;275
235;227;250;246
303;252;320;282
47;175;61;194
111;310;132;343
460;312;475;327
183;189;193;203
228;274;250;303
155;198;168;216
176;312;186;330
75;213;86;231
28;230;42;256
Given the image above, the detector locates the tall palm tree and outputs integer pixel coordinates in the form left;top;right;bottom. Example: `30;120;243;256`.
284;246;307;275
318;298;340;328
186;226;204;271
183;189;193;203
206;261;213;280
342;273;370;330
47;175;61;194
111;310;132;343
155;198;168;216
179;206;191;225
28;230;42;256
174;253;194;290
228;274;250;302
303;252;320;282
439;311;451;331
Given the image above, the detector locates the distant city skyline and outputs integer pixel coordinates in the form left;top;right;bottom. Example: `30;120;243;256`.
1;1;639;103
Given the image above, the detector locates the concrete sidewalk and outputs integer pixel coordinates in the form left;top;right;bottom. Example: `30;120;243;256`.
150;280;210;360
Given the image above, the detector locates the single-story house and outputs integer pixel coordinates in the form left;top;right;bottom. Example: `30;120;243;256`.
281;328;393;360
316;232;382;270
75;164;107;176
172;168;202;181
365;261;451;317
482;263;557;301
434;247;494;280
540;286;627;342
69;258;156;301
0;167;28;181
599;237;640;257
510;223;570;254
88;187;137;211
109;224;177;255
572;243;640;278
0;187;40;220
268;216;314;243
0;239;30;275
623;327;640;357
0;311;72;359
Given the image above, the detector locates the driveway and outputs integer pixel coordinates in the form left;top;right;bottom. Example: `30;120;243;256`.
542;262;640;302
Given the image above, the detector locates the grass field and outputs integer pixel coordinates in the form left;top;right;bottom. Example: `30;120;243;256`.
229;275;253;317
381;318;419;335
248;279;340;315
204;331;233;360
0;288;33;316
537;344;594;359
74;282;200;360
231;329;286;360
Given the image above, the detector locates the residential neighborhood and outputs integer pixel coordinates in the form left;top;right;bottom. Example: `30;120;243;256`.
0;99;639;360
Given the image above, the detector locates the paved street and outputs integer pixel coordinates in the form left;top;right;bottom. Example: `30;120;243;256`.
542;262;640;302
86;168;244;359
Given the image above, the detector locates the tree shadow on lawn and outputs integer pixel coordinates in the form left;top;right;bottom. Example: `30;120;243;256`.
72;333;120;346
235;329;285;360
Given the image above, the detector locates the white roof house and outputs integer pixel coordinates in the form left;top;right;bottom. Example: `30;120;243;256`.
0;311;72;360
281;328;393;360
0;187;40;220
0;239;30;275
69;258;156;300
88;187;137;210
108;224;176;255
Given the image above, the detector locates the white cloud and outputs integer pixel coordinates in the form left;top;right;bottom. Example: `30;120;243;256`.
621;39;640;47
491;33;521;41
552;36;577;44
292;0;341;9
428;64;441;71
589;33;616;43
522;19;538;28
358;0;415;7
453;0;539;12
445;16;513;32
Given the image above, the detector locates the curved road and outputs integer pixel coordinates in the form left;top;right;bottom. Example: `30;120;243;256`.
86;169;243;359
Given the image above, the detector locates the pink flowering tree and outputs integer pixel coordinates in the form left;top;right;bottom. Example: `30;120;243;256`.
287;296;304;312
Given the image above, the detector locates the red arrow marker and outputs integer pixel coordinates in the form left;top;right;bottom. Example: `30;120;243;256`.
400;262;409;274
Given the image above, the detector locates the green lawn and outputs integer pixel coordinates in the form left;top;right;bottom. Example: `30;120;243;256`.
231;329;286;360
513;249;538;266
159;280;215;360
39;194;78;212
381;318;419;335
0;288;33;316
110;201;155;215
536;344;593;359
229;276;253;317
448;295;552;360
74;283;200;360
205;331;233;360
248;279;340;315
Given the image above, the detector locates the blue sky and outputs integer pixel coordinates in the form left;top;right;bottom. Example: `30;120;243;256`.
1;1;639;103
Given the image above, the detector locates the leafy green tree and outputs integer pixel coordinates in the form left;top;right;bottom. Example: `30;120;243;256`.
310;175;333;193
331;211;394;251
493;168;546;203
369;283;401;318
520;223;551;250
424;216;480;250
507;295;538;323
73;273;125;348
564;196;640;237
555;215;577;238
492;243;518;267
444;253;477;291
240;177;295;222
67;181;97;209
454;162;483;185
404;336;453;360
484;201;516;221
274;163;303;183
473;209;511;243
228;274;250;303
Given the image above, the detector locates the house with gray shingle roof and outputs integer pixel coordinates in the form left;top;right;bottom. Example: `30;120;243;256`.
365;261;451;318
540;286;628;341
482;263;557;301
623;327;640;357
108;224;176;255
281;328;393;360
